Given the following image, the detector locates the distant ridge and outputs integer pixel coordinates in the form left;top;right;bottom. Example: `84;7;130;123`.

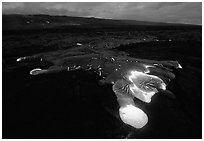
3;14;200;31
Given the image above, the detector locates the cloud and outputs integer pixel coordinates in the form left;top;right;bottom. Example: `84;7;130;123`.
2;2;24;10
2;2;202;25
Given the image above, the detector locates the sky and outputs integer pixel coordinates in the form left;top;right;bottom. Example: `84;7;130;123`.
2;2;202;25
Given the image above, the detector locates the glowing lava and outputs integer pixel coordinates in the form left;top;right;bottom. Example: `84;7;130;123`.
113;69;167;129
119;104;148;129
16;46;182;130
127;70;166;103
30;68;47;75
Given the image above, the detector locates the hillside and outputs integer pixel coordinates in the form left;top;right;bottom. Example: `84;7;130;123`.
3;14;199;31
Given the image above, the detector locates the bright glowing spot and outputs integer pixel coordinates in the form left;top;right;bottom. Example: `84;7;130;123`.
30;68;47;75
76;43;82;46
127;70;166;103
143;64;154;69
16;58;21;62
111;57;115;61
160;83;166;90
75;66;81;70
119;104;148;129
178;63;182;69
16;57;26;62
143;64;155;73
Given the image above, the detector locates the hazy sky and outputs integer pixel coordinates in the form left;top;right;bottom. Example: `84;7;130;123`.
2;2;202;25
